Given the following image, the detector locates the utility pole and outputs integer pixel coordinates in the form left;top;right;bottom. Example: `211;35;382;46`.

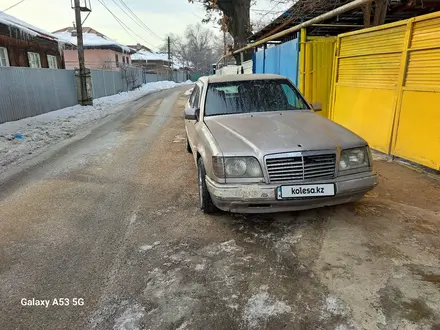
73;0;91;105
167;36;172;81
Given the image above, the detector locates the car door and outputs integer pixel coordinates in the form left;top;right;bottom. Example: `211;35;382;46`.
185;83;202;154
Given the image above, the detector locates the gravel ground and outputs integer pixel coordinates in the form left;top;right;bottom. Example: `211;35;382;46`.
0;88;439;330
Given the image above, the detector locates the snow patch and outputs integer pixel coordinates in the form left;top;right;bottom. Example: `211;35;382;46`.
243;286;292;328
195;264;205;271
175;321;189;330
0;80;192;174
143;268;203;326
139;241;160;252
325;296;350;317
113;304;145;330
201;240;243;257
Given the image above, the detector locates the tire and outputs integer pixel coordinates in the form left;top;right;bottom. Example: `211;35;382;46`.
186;136;192;153
197;158;218;214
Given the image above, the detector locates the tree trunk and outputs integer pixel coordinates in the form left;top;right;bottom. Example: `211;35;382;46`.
362;2;371;28
373;0;388;26
217;0;252;49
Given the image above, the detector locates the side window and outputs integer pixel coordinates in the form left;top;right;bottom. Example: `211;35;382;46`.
193;86;201;108
281;83;306;109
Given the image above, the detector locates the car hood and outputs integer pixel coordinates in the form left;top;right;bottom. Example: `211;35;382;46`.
204;111;366;156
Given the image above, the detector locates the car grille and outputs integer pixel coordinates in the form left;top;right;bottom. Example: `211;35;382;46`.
265;154;336;183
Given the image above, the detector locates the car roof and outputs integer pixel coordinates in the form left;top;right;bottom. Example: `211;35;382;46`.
199;74;286;84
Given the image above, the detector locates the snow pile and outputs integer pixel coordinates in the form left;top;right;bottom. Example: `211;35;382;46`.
0;80;193;172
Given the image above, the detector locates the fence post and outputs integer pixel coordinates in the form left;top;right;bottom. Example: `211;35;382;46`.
389;19;414;155
299;28;307;94
263;44;267;73
102;70;106;96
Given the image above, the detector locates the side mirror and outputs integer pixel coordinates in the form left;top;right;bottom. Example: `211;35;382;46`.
311;102;322;112
184;107;200;120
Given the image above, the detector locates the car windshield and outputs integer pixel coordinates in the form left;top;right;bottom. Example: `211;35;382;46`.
204;79;309;117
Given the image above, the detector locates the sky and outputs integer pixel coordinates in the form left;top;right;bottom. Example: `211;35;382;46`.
0;0;288;52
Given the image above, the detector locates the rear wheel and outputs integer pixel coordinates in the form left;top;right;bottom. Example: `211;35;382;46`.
197;158;218;214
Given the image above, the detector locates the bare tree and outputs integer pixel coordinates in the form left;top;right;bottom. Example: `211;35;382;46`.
188;0;252;49
121;65;140;91
100;58;114;70
266;0;389;28
185;24;217;73
160;24;218;74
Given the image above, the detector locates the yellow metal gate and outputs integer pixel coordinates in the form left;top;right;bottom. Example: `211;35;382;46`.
330;12;440;170
299;32;336;118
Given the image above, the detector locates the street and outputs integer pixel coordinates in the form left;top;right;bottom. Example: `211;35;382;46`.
1;87;440;330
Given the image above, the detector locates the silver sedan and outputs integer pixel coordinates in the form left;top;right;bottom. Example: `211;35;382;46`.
184;74;378;214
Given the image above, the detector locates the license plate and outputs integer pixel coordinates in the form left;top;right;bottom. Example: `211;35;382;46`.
277;184;335;199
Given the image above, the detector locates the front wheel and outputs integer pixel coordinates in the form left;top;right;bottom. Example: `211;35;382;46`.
197;158;218;214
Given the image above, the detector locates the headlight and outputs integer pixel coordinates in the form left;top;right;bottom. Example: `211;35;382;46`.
339;147;370;173
212;156;263;178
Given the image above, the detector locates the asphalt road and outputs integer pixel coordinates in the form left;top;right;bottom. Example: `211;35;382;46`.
1;87;439;330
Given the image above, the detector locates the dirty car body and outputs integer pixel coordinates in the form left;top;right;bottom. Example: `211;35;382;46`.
185;74;378;213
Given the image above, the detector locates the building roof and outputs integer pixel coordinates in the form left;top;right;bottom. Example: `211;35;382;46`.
131;49;169;62
127;44;153;53
201;73;285;84
250;0;440;42
53;27;132;53
131;50;192;70
0;12;63;42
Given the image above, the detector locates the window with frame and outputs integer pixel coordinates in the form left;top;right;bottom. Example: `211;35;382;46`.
0;47;10;67
27;52;41;68
122;56;125;64
115;54;119;67
204;79;308;117
47;55;58;69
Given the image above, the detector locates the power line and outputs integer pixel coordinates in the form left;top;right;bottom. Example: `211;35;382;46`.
96;0;159;51
256;2;283;25
2;0;27;12
117;0;162;40
82;12;91;25
110;0;161;40
192;12;204;20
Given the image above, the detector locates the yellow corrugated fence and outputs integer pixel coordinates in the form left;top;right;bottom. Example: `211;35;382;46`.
330;11;440;170
299;30;336;118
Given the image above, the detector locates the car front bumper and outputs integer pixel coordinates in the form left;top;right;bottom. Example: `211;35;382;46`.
205;172;378;213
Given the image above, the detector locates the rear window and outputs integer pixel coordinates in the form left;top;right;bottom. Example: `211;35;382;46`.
204;79;308;117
